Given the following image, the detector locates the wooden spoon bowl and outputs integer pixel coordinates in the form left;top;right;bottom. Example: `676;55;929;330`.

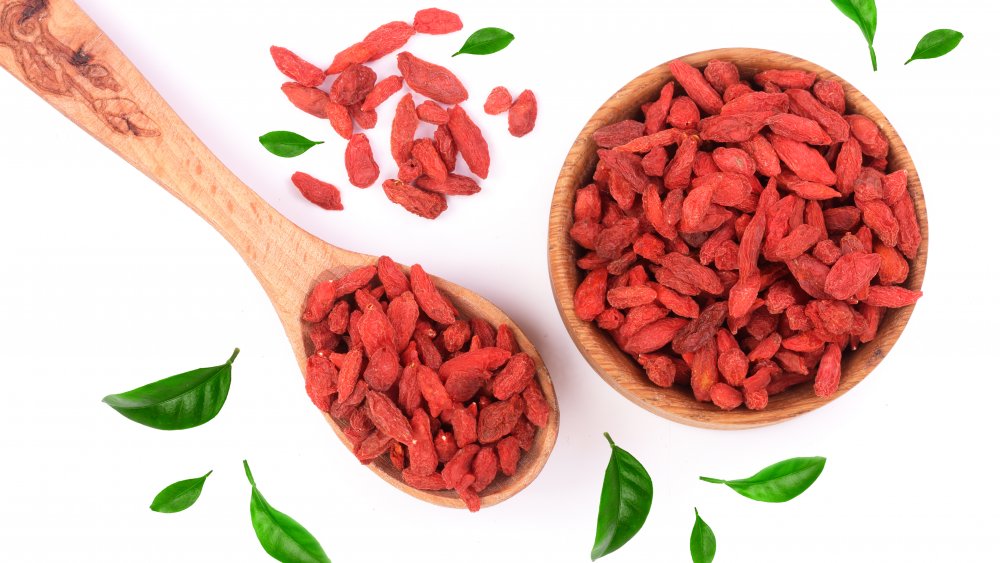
0;0;557;508
548;48;928;429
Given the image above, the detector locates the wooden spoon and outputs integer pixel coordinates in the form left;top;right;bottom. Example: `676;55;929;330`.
0;0;558;509
549;48;927;429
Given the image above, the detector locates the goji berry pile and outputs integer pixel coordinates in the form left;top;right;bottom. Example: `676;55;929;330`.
302;257;550;511
270;8;537;219
572;59;923;411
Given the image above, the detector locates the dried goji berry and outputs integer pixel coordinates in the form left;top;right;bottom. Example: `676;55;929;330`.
382;179;448;219
281;82;328;118
292;171;343;210
508;89;537;137
412;8;463;34
390;93;418;166
484;86;513;115
344;133;380;188
330;63;377;106
397;51;468;104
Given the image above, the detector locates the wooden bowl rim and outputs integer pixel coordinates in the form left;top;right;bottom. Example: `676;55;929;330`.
547;47;928;429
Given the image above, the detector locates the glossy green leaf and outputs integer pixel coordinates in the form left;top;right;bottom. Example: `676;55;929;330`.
150;471;212;513
830;0;878;70
700;456;826;503
452;27;515;57
905;29;964;64
244;460;331;563
102;348;239;430
690;508;716;563
591;433;653;560
259;131;324;158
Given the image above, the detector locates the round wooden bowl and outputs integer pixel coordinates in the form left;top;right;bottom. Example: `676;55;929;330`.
548;48;928;429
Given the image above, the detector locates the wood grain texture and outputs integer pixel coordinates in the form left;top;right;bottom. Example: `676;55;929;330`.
549;48;928;429
0;0;557;509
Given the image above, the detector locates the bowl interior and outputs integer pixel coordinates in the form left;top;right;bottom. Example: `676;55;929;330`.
548;48;928;429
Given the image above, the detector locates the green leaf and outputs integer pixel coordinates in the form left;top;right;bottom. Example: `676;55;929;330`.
690;508;716;563
244;460;331;563
830;0;878;71
452;27;515;57
102;348;239;430
150;471;212;513
905;29;964;64
700;456;826;503
591;433;653;560
259;131;324;158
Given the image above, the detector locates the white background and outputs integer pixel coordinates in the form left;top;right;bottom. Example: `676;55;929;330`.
1;0;998;561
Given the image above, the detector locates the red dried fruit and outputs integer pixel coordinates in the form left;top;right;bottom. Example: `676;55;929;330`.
305;353;337;411
407;408;438;476
813;343;843;398
663;97;698;131
766;113;832;145
593;120;645;148
740;134;782;177
668;59;723;115
521;379;550;427
326;21;415;75
397;51;468;104
824;252;882;300
411;138;448;184
402;469;447;490
348;103;377;129
433;125;458;171
508;89;538;137
813;79;846;114
472;447;499;492
754;69;816;90
281;82;328;118
330;63;377;106
484;86;513;115
845;114;889;158
496;436;522;476
377;256;410;298
785;89;849;143
451;404;479;447
644;82;675;134
270;46;325;87
448;105;490;179
862;286;923;308
710;382;744;410
442;444;479;488
344;133;380;188
363;346;401;391
292;172;343;211
390;93;418;166
416;100;449;125
416;173;481;196
769;134;837;185
413;8;463;34
365;390;413;443
700;112;773;143
478;398;524;443
409;264;457;325
382;179;447;219
492;353;537;400
704;59;740;93
325;100;353;140
721;92;789;116
361;75;404;112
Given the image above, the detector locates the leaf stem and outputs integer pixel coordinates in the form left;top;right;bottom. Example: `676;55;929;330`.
227;348;241;365
868;43;878;71
243;459;256;487
699;476;726;484
603;432;615;447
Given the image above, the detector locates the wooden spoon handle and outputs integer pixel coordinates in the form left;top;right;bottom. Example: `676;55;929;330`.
0;0;298;265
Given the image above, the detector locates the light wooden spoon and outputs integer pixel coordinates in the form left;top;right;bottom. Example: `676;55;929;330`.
0;0;558;509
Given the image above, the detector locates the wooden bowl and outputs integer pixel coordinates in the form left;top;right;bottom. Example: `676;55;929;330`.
548;48;928;429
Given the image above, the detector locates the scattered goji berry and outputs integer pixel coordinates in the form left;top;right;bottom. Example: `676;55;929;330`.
291;171;343;210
